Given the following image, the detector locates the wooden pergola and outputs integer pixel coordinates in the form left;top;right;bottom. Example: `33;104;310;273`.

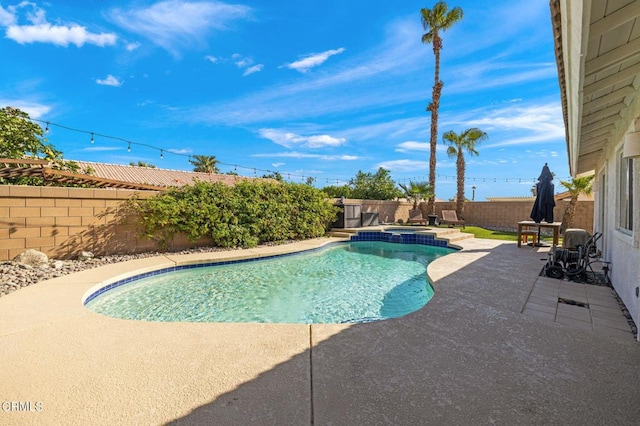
0;158;167;191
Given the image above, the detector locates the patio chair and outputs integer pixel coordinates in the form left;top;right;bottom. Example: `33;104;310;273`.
440;210;465;229
407;209;427;225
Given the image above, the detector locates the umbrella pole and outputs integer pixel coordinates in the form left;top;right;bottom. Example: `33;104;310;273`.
537;226;542;247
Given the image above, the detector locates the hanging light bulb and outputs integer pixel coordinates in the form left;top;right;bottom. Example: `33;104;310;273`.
160;149;164;159
45;122;49;133
127;143;131;152
90;133;94;144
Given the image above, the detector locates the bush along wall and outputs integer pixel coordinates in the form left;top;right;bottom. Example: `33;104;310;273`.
128;180;338;249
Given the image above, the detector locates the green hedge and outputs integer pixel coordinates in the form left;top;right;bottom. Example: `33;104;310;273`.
128;180;338;249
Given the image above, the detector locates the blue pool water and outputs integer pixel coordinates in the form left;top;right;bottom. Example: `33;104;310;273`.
85;241;455;324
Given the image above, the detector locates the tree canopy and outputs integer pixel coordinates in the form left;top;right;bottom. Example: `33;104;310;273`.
0;107;59;160
189;155;219;174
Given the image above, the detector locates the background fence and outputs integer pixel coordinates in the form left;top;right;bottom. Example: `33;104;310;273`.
1;186;593;261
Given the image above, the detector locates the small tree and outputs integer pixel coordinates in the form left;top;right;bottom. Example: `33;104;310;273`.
189;155;219;174
399;181;433;209
321;185;353;198
0;107;79;184
262;171;284;182
442;127;487;218
559;175;594;234
350;168;403;200
1;107;58;160
130;161;157;168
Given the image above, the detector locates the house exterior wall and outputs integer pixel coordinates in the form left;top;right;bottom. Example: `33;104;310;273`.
594;126;640;339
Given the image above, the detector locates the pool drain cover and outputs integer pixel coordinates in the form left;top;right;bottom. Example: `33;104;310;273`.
558;298;589;308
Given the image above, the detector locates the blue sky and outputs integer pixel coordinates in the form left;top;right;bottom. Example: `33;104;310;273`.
1;0;569;200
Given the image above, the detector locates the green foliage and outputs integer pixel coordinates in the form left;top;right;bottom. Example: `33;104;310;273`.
262;171;284;182
321;185;353;198
0;107;79;185
189;155;219;173
399;181;433;209
349;168;402;200
0;107;51;158
129;161;157;168
129;180;338;249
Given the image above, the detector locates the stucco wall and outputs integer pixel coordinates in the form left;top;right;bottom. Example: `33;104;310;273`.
594;130;640;338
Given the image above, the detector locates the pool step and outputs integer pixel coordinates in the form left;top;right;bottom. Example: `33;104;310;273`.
327;227;474;244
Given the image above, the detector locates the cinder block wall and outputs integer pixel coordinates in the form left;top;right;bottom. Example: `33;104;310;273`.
358;199;593;233
2;188;594;261
0;185;208;261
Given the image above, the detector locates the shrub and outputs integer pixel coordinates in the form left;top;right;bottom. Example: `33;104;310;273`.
129;180;338;249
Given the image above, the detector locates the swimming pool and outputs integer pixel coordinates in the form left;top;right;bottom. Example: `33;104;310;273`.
85;241;455;324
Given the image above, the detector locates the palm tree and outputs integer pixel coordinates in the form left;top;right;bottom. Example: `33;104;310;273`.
421;1;463;214
559;175;594;234
190;155;219;174
399;181;433;210
443;128;487;218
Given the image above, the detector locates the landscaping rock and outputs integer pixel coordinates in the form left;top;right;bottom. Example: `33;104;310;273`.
78;251;94;261
13;249;49;267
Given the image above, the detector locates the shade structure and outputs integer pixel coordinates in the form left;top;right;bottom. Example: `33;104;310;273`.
530;163;555;223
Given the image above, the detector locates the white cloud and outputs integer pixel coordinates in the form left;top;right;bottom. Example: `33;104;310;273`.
272;162;285;168
376;159;429;172
7;23;117;47
204;55;218;63
0;5;15;26
284;48;346;73
243;64;263;76
96;75;122;87
252;151;358;161
4;3;116;47
108;0;252;57
126;42;141;51
395;141;430;152
1;99;50;118
168;148;192;154
462;102;565;148
233;53;252;68
259;128;346;149
82;146;122;152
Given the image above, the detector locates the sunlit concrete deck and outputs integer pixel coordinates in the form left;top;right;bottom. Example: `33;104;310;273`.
1;236;638;425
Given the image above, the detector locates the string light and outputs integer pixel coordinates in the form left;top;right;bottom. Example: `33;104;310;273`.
29;118;571;186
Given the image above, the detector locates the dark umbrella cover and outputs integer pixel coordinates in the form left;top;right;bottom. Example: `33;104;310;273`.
530;163;555;223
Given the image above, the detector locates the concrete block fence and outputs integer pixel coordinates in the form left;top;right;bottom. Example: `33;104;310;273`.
1;187;593;261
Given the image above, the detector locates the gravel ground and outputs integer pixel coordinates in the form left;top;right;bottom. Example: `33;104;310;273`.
0;243;293;297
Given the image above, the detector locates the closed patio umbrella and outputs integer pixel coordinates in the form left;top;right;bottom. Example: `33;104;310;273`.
530;163;555;245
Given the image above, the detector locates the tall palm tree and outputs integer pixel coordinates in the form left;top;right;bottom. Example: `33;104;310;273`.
421;1;463;214
443;128;487;218
399;181;433;210
190;155;219;174
559;175;594;234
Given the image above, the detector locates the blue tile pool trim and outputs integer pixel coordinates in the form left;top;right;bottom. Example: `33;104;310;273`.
84;234;454;305
349;230;450;247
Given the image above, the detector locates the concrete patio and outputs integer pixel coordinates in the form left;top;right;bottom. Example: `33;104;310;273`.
1;236;638;425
